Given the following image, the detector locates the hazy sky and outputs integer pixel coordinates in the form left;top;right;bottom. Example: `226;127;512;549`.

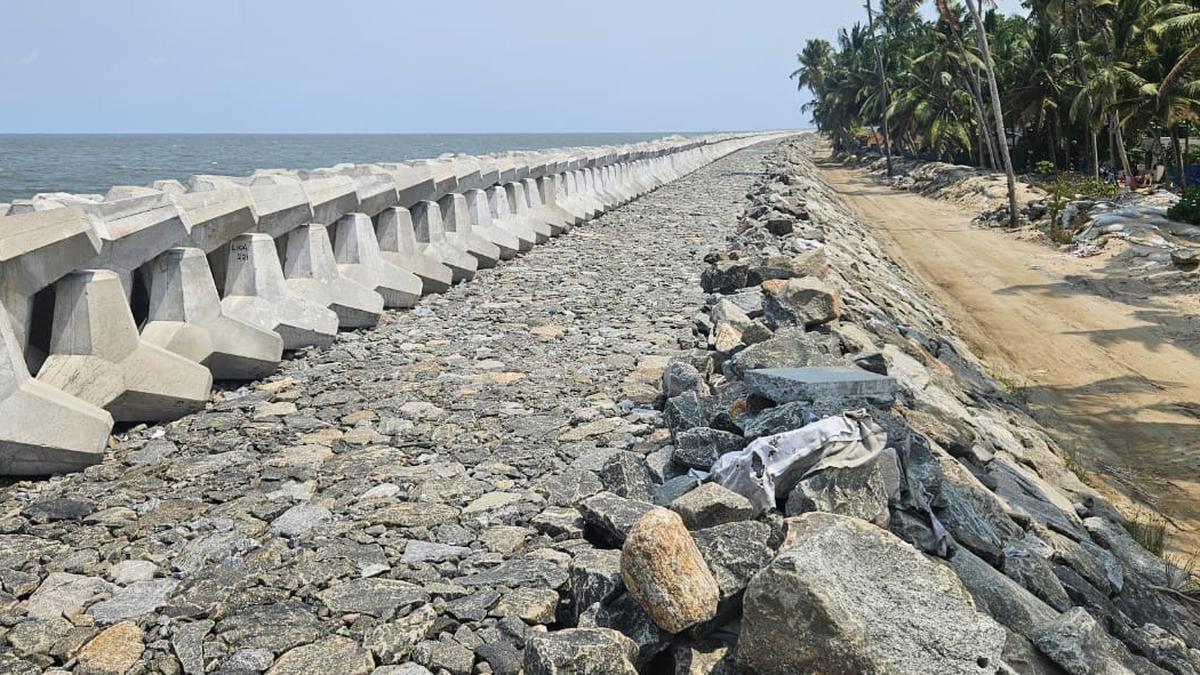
0;0;1027;134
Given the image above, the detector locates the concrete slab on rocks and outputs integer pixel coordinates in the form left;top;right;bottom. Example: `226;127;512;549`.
744;367;897;404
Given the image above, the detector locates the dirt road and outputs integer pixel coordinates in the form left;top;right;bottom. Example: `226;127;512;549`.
815;156;1200;541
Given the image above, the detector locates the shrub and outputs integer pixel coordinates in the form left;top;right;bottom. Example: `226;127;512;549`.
1035;160;1056;175
1045;173;1119;242
1125;510;1169;556
1168;187;1200;225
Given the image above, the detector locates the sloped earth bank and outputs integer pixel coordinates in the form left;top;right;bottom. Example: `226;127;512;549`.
0;137;1197;675
820;146;1200;550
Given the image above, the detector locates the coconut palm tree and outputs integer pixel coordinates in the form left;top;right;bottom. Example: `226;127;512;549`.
964;0;1021;226
790;0;1198;191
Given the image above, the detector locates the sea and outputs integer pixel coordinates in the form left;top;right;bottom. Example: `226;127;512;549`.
0;133;704;203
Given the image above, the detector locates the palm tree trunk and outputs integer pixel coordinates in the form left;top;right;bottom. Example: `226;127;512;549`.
937;1;998;169
1111;111;1132;181
865;0;894;177
1056;108;1069;170
1046;121;1057;168
1108;124;1116;172
1066;2;1100;180
1090;129;1100;180
965;0;1019;228
1173;126;1188;189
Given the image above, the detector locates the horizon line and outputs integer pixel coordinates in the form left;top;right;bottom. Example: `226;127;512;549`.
0;129;786;137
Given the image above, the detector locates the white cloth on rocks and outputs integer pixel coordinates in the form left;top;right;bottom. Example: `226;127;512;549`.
710;410;887;513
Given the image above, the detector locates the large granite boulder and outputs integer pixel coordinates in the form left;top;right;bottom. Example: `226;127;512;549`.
739;512;1005;674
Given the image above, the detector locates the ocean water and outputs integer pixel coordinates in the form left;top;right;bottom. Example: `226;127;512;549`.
0;133;701;203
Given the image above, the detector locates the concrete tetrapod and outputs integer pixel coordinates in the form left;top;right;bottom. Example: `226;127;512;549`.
375;207;454;294
568;171;603;220
590;166;618;208
141;248;283;380
567;170;601;221
489;185;549;246
505;181;557;241
599;166;628;207
281;224;383;328
535;176;582;230
219;234;339;350
611;165;635;204
585;167;615;210
36;270;212;422
332;214;422;308
189;175;314;295
0;302;112;475
465;188;534;252
437;194;509;264
0;207;104;373
550;169;582;221
75;188;194;298
410;201;477;283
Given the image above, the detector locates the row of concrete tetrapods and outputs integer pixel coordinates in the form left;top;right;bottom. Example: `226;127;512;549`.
0;132;788;476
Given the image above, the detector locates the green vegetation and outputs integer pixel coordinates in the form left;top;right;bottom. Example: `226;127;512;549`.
1045;172;1121;241
1056;441;1094;485
1168;186;1200;224
1126;509;1170;556
791;0;1200;222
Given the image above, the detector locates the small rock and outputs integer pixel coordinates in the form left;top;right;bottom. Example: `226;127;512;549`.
269;502;333;537
598;451;655;502
493;587;559;624
700;260;749;294
691;521;775;609
784;461;889;527
89;578;178;624
402;541;473;564
761;276;839;329
579;491;655;547
26;572;112;620
317;578;428;620
463;491;524;514
76;621;144;675
662;361;709;399
568;547;623;623
620;508;719;633
578;593;669;667
523;628;638;675
672;428;744;471
670;482;754;529
1030;607;1165;675
268;635;375;675
225;648;274;672
663;392;705;433
411;639;475;675
107;560;157;585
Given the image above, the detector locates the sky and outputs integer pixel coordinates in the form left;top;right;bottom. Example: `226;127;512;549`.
0;0;1027;135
